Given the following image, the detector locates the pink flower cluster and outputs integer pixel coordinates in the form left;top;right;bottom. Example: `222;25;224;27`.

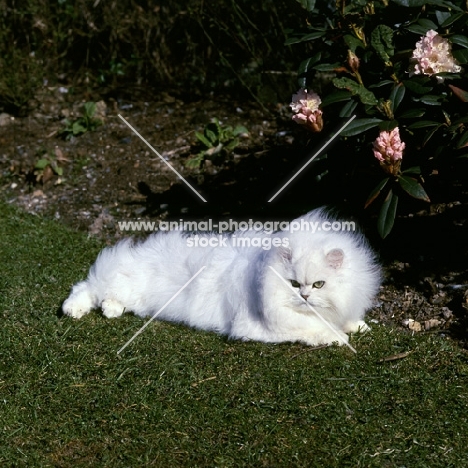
409;30;461;82
373;128;405;175
290;88;323;132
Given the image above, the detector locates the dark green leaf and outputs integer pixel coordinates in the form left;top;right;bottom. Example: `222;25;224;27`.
379;120;399;132
407;120;440;129
417;19;438;30
339;100;358;118
418;95;442;106
285;31;325;45
371;25;395;61
298;54;321;86
295;0;316;11
435;10;451;26
398;108;425;118
441;13;464;28
398;175;430;202
403;80;433;95
452;49;468;64
369;80;394;89
405;23;433;35
389;84;405;113
340;118;383;137
344;35;365;52
449;35;468;49
321;90;353;107
378;189;398;239
457;131;468;149
402;166;421;175
365;178;389;209
333;77;378;105
313;63;341;71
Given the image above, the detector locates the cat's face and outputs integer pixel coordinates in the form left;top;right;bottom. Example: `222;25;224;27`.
280;247;345;312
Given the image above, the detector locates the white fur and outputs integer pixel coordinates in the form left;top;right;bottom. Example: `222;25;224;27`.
62;209;381;346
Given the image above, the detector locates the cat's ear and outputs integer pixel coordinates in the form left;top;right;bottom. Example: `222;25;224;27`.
326;248;344;269
277;246;292;263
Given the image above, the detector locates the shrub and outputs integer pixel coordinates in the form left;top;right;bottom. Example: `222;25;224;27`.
288;0;468;237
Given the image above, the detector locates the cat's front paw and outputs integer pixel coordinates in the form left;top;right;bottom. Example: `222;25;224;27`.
62;294;92;319
343;320;370;334
101;299;125;318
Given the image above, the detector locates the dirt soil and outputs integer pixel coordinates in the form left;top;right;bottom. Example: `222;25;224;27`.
1;86;467;346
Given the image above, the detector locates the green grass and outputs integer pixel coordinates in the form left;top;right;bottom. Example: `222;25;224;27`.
1;202;468;467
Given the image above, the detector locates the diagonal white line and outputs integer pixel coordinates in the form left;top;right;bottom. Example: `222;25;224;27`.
117;266;206;354
268;114;356;202
118;114;207;203
268;266;357;353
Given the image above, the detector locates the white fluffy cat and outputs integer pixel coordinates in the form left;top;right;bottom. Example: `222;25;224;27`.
62;209;381;347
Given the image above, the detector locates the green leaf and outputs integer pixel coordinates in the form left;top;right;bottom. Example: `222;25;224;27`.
435;10;451;26
339;100;358;118
369;80;395;89
449;35;468;49
35;159;49;170
185;154;204;169
365;178;390;209
232;125;248;136
295;0;316;11
371;25;394;62
195;131;212;148
398;108;425;118
205;127;219;145
389;84;405;113
452;49;468;64
340;118;383;137
72;121;87;135
403;80;433;95
402;166;421;175
441;13;465;28
457;131;468;149
297;54;321;82
333;77;378;105
417;95;442;106
83;102;97;118
407;120;440;129
320;90;353;107
378;189;398;239
379;120;399;132
313;62;341;71
398;175;430;202
344;35;365;52
285;30;325;45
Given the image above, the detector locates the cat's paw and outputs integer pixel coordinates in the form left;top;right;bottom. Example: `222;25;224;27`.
343;320;370;334
101;299;125;318
62;294;93;319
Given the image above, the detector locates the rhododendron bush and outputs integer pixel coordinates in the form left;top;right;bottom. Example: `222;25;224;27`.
288;0;468;237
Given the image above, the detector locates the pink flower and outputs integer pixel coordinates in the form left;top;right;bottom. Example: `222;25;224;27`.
373;128;405;175
290;88;323;132
409;30;461;82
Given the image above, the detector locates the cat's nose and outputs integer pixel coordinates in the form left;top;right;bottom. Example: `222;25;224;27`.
301;294;309;301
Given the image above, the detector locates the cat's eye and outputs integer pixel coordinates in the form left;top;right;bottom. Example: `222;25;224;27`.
290;280;300;288
313;281;325;289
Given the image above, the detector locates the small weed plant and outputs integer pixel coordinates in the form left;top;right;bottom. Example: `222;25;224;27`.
187;118;248;168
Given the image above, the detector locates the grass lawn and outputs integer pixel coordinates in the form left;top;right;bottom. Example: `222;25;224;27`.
1;201;468;467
